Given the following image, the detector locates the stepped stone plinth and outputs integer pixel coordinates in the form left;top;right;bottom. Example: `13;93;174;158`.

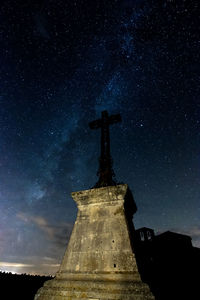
34;184;154;299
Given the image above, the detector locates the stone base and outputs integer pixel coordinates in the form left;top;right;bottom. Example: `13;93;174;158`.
34;272;154;300
34;185;155;300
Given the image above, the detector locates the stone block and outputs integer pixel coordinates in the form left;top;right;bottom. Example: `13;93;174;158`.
34;185;154;300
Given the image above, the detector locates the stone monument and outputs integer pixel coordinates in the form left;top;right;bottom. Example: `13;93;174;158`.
34;111;155;300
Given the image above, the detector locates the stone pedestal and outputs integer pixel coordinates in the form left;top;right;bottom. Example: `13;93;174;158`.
34;184;154;300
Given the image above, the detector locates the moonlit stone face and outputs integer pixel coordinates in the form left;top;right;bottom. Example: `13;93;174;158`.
34;185;154;300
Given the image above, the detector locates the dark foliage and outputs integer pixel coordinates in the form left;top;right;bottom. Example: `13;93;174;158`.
0;272;54;300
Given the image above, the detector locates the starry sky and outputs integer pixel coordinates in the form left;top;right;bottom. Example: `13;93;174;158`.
0;0;199;275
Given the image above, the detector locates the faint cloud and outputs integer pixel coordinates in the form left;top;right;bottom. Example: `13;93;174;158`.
0;262;34;268
27;183;45;204
0;255;60;275
41;263;60;267
179;227;200;247
43;256;55;261
17;212;73;245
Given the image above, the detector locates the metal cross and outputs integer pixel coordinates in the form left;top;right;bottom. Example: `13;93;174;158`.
89;110;121;188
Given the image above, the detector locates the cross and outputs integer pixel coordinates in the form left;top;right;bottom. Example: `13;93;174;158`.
89;110;121;188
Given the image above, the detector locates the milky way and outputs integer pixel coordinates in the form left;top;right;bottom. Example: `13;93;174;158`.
0;0;199;274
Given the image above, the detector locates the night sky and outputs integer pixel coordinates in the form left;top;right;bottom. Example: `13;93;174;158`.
0;0;199;275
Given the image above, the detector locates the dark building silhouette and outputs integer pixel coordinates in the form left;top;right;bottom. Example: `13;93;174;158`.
134;227;200;300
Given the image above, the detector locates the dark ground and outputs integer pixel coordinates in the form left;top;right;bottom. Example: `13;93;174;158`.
0;272;53;300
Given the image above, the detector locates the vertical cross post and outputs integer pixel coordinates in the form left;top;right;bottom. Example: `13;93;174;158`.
89;110;121;188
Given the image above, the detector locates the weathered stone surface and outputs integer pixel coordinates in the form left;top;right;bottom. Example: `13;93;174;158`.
34;184;155;299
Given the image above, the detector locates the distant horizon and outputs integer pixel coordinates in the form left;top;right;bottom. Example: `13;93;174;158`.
1;224;199;276
0;270;53;276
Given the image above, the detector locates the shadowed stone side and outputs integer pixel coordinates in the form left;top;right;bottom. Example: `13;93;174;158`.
34;184;155;300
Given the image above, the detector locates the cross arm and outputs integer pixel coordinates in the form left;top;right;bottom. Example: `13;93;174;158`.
89;119;102;130
109;114;122;125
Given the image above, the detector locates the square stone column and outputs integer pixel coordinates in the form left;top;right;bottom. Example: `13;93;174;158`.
34;184;155;300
